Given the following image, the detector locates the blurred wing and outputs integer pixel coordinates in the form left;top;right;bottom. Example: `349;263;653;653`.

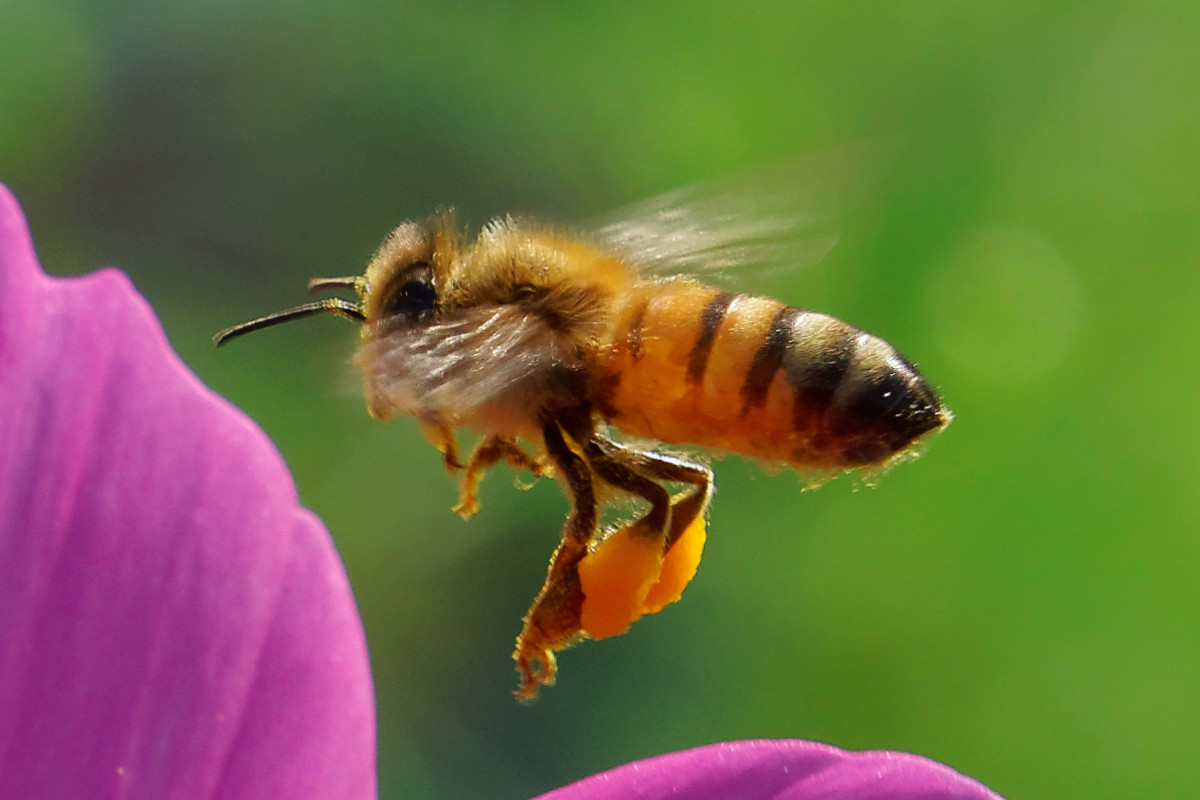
591;143;886;281
361;305;560;418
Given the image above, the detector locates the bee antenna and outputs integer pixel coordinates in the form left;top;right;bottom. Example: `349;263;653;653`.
213;299;366;347
307;275;361;293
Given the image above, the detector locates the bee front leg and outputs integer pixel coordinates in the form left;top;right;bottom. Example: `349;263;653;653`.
419;421;465;472
513;420;597;703
453;436;551;521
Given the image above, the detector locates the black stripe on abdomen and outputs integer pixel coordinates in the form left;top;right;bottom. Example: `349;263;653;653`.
739;305;803;415
686;292;736;384
782;314;858;426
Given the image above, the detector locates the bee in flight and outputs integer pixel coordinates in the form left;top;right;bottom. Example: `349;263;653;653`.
215;157;951;701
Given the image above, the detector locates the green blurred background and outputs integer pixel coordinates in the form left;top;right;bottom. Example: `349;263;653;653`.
6;1;1199;798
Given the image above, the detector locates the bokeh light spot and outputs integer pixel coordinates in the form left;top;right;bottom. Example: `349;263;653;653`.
926;227;1082;382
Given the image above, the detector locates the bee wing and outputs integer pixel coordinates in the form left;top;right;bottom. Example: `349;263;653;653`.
360;304;562;420
591;144;883;280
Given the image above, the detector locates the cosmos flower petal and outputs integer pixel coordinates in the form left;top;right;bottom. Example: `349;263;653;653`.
0;184;376;799
533;739;1004;800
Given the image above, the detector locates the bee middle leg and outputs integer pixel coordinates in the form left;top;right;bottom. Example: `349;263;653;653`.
453;436;551;520
512;418;598;702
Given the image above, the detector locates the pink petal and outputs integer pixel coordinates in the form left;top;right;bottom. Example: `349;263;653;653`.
534;739;1004;800
0;184;376;799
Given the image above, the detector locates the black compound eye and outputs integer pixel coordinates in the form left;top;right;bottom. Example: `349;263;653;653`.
512;283;539;301
383;265;437;322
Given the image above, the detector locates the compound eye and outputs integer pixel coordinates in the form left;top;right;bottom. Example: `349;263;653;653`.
383;264;437;322
512;283;539;301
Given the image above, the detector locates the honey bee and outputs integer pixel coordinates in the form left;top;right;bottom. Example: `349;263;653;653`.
215;159;951;701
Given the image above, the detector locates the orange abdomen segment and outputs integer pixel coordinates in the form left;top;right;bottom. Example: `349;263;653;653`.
598;280;949;470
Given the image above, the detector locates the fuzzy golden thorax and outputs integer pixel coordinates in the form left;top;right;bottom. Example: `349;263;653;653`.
443;218;636;349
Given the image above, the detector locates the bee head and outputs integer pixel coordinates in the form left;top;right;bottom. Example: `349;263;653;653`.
361;214;459;327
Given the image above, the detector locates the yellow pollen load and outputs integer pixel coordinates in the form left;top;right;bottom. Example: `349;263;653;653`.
643;509;707;613
578;509;708;639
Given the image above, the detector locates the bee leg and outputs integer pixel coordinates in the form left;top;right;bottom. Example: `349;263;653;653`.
420;422;465;472
572;440;695;638
583;441;671;535
570;437;713;636
513;419;597;702
595;436;713;549
453;436;551;520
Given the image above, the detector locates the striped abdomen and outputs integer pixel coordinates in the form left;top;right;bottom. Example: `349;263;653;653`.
598;279;950;470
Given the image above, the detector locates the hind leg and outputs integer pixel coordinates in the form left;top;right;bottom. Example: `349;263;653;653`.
576;437;715;634
512;419;598;702
594;436;714;548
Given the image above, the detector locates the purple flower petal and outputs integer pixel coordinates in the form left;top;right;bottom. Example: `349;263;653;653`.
533;739;1005;800
0;185;376;799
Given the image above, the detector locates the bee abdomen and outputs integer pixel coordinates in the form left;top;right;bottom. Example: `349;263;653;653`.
600;281;949;470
